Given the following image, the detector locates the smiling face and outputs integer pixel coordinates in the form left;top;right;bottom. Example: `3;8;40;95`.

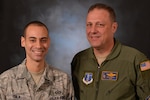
86;8;117;50
21;24;50;62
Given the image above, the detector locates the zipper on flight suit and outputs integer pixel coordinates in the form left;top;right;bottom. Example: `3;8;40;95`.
95;63;101;100
95;59;107;100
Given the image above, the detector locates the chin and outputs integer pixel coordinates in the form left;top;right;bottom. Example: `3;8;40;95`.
91;43;100;47
33;59;41;62
33;57;43;62
91;45;102;49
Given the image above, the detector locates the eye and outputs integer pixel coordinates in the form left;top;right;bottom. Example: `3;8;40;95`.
30;39;36;42
87;23;92;27
96;23;105;27
41;39;48;43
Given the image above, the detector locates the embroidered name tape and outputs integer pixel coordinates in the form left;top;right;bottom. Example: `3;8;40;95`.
140;60;150;71
101;71;118;81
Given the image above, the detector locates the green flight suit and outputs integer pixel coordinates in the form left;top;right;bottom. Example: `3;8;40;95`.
71;39;150;100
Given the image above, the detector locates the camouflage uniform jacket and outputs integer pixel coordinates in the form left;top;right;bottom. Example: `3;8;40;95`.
0;60;74;100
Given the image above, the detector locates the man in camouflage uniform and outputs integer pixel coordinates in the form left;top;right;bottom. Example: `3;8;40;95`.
0;21;74;100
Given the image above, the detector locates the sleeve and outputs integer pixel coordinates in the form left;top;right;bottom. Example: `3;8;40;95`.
0;75;7;100
66;75;75;100
135;54;150;99
0;87;6;100
71;55;80;100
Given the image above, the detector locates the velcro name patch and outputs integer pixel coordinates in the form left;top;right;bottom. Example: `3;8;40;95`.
101;71;118;81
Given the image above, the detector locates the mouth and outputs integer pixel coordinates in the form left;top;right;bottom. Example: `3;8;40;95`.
90;35;100;40
34;51;43;54
32;49;44;55
91;35;100;38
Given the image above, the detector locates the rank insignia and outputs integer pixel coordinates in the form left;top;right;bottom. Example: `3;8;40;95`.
140;60;150;71
101;71;118;81
83;72;93;85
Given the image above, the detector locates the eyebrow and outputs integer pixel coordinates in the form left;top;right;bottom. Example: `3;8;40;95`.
28;37;49;39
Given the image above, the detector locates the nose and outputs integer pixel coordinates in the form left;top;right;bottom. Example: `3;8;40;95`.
90;25;97;33
35;40;42;48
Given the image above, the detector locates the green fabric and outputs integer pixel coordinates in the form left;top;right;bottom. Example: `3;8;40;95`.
71;39;150;100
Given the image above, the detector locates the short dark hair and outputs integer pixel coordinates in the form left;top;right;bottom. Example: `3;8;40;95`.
88;3;116;22
23;21;49;37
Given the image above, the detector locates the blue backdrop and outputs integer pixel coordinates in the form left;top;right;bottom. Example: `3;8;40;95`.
1;0;150;75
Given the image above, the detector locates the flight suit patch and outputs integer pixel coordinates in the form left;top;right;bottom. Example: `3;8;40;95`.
101;71;118;81
83;72;93;85
146;95;150;100
140;60;150;71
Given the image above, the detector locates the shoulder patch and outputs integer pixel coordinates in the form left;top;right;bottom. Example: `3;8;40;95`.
146;95;150;100
140;60;150;71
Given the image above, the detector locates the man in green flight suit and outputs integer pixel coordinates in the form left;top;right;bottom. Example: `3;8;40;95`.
71;3;150;100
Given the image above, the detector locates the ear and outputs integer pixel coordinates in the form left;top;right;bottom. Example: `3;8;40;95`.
21;36;25;47
112;22;118;33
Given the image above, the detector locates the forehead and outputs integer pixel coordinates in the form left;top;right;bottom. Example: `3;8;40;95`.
25;25;49;38
87;8;110;21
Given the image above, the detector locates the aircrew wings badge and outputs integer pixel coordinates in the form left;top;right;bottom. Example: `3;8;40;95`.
101;71;118;81
140;60;150;71
83;72;93;85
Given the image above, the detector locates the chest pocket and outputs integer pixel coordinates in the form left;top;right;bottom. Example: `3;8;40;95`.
106;77;135;99
5;78;32;100
6;92;31;100
48;87;67;100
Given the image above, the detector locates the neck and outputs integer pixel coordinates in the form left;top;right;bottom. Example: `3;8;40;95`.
26;59;45;73
94;41;114;58
94;48;110;59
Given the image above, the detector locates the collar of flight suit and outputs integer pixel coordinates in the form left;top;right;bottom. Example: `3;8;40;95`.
88;38;122;61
